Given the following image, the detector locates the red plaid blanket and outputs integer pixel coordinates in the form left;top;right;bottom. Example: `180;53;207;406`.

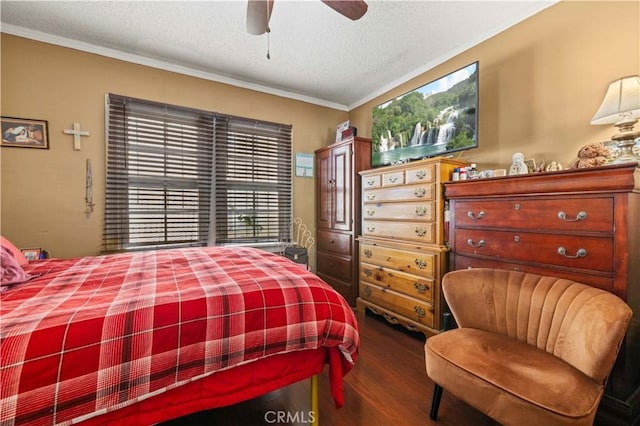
1;247;359;425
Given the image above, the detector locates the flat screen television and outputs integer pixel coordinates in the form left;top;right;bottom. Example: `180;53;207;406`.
371;61;479;168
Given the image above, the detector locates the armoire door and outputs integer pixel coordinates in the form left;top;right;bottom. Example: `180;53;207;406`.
316;148;332;230
331;142;352;232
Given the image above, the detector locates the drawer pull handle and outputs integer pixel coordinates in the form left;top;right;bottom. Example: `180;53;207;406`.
363;268;373;277
367;224;376;232
557;247;587;259
329;239;335;243
414;282;429;294
364;249;372;258
415;170;427;179
414;187;426;198
415;258;427;269
414;306;426;318
383;313;399;324
467;239;485;248
415;227;427;237
363;286;372;297
367;193;376;200
467;211;485;220
366;208;375;216
558;211;587;222
366;178;375;186
415;206;427;216
388;175;399;183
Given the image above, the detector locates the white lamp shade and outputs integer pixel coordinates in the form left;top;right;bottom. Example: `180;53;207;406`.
591;75;640;125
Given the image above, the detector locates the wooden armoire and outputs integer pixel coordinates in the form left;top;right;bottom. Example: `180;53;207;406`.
315;137;371;306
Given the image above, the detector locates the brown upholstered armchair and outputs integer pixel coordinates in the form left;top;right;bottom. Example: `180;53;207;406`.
425;268;632;426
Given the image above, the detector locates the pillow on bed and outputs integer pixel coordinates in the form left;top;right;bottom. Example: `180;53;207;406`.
1;236;29;267
1;245;33;291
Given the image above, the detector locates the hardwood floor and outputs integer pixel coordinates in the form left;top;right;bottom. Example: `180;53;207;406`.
164;310;497;426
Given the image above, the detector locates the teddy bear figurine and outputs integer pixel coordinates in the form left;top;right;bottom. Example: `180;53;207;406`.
570;142;610;168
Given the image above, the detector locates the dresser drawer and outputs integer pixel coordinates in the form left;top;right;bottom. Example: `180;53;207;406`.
360;282;434;327
363;201;436;222
360;263;434;303
454;197;613;233
453;255;615;292
363;220;436;244
362;174;382;189
317;252;352;282
317;230;351;255
454;228;613;272
382;170;405;186
360;242;436;279
364;183;435;203
405;164;435;184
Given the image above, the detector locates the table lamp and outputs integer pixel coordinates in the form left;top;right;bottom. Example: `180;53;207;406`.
590;75;640;164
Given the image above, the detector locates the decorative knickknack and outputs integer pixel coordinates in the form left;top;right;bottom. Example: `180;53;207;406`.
570;142;610;168
283;217;315;268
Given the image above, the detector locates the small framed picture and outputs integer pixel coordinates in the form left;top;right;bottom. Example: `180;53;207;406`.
336;120;350;142
295;153;314;178
1;117;49;149
21;248;42;261
524;158;536;174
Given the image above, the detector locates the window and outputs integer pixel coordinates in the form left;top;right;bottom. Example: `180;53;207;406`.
213;114;292;246
104;94;292;252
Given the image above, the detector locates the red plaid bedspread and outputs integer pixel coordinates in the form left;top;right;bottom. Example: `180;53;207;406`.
0;247;359;425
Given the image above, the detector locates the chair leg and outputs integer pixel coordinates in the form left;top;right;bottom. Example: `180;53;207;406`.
430;383;443;420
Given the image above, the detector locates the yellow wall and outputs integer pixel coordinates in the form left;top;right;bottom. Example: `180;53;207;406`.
2;1;639;260
1;36;347;262
349;1;640;170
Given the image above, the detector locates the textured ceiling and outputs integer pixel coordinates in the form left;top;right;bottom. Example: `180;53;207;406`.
0;1;556;110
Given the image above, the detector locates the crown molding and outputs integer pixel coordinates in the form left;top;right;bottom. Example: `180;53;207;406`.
1;24;349;112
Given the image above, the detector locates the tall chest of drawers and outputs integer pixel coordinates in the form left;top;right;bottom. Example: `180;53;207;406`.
445;163;640;425
357;158;467;337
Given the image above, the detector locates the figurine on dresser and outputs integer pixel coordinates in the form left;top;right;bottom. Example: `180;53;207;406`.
508;152;529;175
545;161;563;172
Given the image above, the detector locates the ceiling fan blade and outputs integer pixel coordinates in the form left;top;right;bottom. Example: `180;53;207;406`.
247;0;274;35
321;0;368;21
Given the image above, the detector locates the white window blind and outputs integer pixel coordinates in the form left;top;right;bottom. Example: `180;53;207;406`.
213;114;293;245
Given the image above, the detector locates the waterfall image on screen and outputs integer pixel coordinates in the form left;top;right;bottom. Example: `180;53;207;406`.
371;61;478;167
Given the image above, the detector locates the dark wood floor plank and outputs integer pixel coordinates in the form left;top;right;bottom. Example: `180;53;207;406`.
164;311;495;426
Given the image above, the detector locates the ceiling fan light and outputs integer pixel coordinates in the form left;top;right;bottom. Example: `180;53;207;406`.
246;0;274;35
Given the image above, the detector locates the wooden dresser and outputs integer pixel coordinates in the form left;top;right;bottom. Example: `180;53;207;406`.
445;163;640;425
357;158;467;337
315;137;371;306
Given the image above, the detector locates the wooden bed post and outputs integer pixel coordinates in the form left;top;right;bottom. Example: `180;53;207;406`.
311;375;319;426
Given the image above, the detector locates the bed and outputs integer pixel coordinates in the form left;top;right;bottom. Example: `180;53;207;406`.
0;244;359;426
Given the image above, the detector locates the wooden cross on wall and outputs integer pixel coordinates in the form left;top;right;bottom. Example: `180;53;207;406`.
63;122;90;150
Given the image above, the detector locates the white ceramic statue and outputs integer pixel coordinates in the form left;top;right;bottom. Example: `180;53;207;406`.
508;152;529;175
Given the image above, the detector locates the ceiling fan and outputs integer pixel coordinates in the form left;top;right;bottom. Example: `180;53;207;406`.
246;0;368;35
